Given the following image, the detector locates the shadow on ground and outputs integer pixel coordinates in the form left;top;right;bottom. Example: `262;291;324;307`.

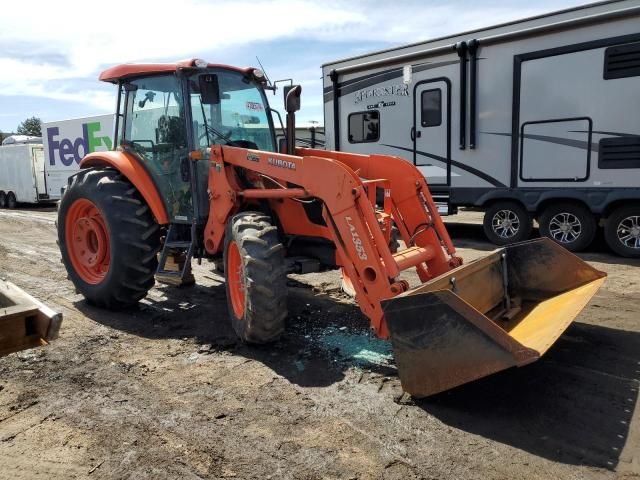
13;204;57;213
76;276;639;469
74;279;393;390
73;220;639;470
419;321;640;469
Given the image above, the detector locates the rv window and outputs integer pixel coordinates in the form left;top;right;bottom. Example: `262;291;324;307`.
421;89;442;127
604;41;640;80
348;111;380;143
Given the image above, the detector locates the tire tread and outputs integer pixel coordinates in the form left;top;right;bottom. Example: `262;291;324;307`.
224;211;287;344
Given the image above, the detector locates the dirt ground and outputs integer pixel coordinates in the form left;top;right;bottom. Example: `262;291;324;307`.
0;206;638;480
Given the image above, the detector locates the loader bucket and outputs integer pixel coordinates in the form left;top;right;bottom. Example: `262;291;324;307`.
382;238;606;398
0;280;62;356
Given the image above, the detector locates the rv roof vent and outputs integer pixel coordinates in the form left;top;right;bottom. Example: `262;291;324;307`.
598;136;640;169
604;41;640;80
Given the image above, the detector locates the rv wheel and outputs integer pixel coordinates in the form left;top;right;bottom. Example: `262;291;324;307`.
539;203;596;252
483;201;532;245
604;205;640;258
0;191;6;208
6;192;17;209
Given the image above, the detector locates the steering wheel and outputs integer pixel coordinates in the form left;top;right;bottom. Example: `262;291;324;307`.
123;140;154;157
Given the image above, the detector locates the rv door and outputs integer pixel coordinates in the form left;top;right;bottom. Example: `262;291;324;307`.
413;79;450;186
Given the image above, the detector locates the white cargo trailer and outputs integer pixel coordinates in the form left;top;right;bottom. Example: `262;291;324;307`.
322;0;640;257
43;114;114;199
0;143;49;208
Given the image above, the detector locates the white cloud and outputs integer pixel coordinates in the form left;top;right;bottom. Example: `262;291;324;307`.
0;0;364;111
0;0;585;119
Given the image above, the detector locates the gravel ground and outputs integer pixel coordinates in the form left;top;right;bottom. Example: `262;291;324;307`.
0;207;638;480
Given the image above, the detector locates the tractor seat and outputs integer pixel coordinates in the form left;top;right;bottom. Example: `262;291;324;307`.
158;115;186;147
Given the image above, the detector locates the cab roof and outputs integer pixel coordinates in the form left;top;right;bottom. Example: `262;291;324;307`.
99;59;254;83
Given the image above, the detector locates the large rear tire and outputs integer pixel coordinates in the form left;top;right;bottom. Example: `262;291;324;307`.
224;212;287;343
0;191;6;208
58;168;160;308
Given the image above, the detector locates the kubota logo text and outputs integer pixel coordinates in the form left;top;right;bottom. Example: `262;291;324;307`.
345;216;367;260
267;157;296;170
47;122;112;166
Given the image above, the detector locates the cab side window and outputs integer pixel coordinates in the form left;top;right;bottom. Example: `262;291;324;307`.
125;75;187;165
123;74;192;221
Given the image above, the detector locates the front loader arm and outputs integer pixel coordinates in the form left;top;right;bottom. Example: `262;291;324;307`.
204;145;461;338
297;147;461;280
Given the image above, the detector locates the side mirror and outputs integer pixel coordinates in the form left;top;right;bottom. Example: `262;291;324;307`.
284;85;302;113
138;91;156;109
199;74;220;105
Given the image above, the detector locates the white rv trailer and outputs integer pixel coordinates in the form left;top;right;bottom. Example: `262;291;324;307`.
0;143;48;208
322;0;640;257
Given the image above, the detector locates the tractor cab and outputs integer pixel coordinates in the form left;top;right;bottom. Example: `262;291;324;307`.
98;59;284;283
103;59;277;226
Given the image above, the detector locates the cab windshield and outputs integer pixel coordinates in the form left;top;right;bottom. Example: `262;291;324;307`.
190;70;275;152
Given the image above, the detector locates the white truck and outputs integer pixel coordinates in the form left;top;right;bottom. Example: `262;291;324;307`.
0;142;49;208
43;114;114;199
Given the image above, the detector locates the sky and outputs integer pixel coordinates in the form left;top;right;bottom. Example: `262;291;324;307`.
0;0;587;133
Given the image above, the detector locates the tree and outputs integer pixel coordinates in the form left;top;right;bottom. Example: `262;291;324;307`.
16;117;42;137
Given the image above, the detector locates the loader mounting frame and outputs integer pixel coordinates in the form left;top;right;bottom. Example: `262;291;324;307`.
203;145;462;338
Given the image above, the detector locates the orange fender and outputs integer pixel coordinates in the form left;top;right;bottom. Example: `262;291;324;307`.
80;151;169;225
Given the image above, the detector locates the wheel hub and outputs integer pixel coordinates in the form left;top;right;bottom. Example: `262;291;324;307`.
65;198;111;284
617;216;640;249
492;210;520;239
549;213;581;244
72;217;108;268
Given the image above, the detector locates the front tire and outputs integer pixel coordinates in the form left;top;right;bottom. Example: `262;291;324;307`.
58;168;160;308
604;205;640;258
224;212;287;343
483;201;532;245
0;191;6;208
539;203;596;252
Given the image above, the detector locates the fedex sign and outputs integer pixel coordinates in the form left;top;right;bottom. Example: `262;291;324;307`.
45;115;114;167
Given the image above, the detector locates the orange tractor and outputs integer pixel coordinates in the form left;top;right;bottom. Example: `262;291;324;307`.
57;59;605;397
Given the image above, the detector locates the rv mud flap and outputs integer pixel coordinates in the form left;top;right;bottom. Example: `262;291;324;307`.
382;238;606;398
